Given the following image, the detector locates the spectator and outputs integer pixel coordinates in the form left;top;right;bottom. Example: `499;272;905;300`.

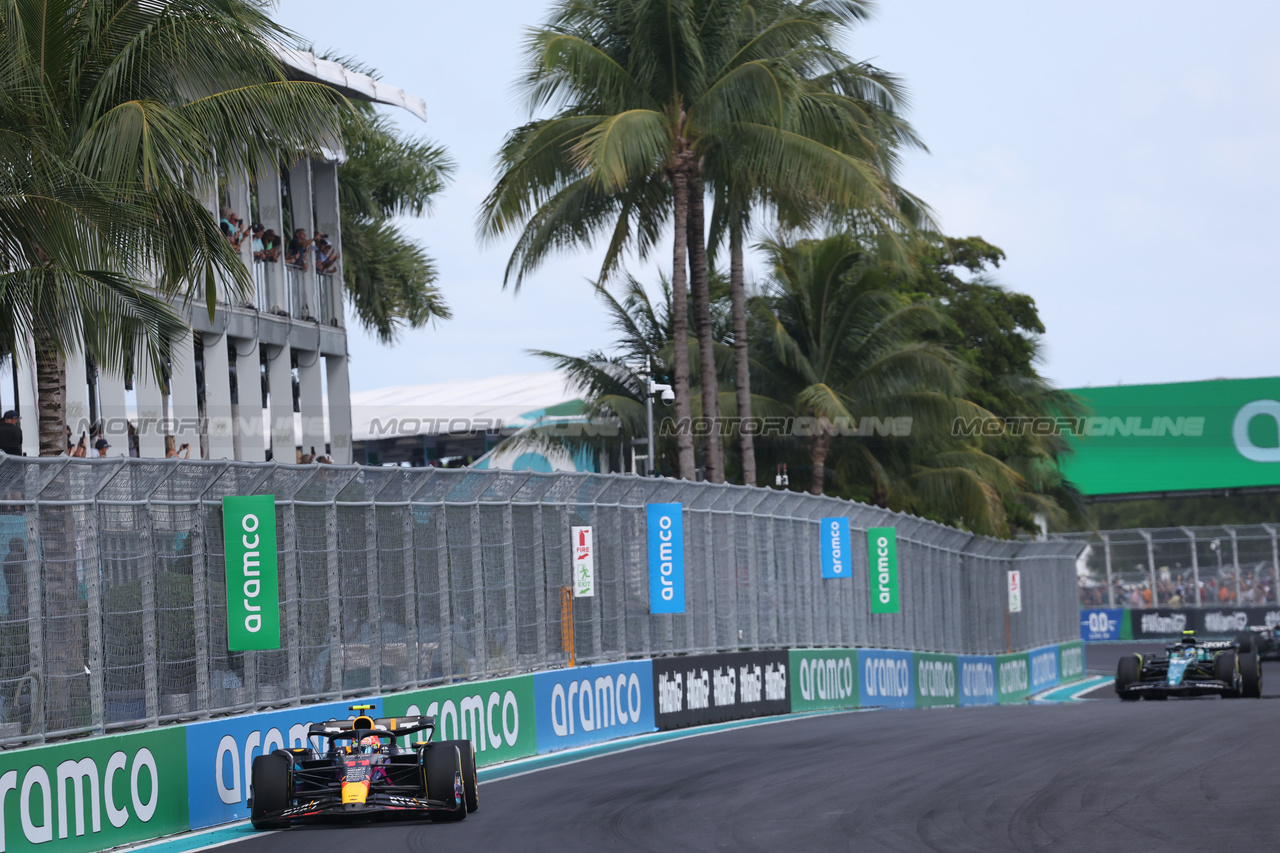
0;411;21;455
251;224;267;261
164;436;190;459
220;207;249;250
260;229;282;262
70;431;88;457
314;237;341;274
286;229;313;269
94;437;111;457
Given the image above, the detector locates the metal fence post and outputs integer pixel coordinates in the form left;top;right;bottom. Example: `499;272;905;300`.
140;512;159;723
365;503;382;694
1229;527;1241;604
1264;525;1280;607
1152;527;1162;607
281;500;301;703
1102;533;1114;607
400;505;419;686
325;499;342;694
1180;527;1199;609
24;508;44;741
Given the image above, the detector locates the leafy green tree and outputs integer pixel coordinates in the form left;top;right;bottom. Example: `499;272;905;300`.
0;0;347;455
326;60;455;343
480;0;917;482
752;231;1034;536
891;234;1088;531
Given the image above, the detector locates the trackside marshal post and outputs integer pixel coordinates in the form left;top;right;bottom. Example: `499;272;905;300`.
223;494;280;650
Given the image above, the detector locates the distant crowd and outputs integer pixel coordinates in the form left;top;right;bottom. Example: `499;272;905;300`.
1079;569;1276;607
220;207;340;274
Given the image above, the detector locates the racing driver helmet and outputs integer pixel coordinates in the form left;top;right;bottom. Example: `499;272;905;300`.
359;735;381;754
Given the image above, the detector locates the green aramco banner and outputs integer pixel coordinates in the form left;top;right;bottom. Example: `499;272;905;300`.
868;527;899;614
222;495;280;651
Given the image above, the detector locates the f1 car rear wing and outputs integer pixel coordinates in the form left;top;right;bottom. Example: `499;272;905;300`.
307;714;435;742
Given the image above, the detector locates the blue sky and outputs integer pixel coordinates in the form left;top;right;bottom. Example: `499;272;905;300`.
274;0;1280;394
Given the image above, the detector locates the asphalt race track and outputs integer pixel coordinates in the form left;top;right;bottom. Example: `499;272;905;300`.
224;645;1280;853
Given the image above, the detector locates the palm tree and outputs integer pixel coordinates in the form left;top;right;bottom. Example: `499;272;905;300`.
326;59;455;343
707;45;930;485
0;0;349;455
480;0;916;481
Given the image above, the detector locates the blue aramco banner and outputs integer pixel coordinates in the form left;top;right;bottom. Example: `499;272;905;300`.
647;503;685;613
958;655;998;707
1028;645;1061;693
185;697;381;829
533;660;656;753
858;649;914;709
819;517;851;579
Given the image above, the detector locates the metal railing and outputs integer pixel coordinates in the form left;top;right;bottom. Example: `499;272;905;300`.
0;456;1082;744
318;273;340;327
286;265;314;321
1057;525;1280;608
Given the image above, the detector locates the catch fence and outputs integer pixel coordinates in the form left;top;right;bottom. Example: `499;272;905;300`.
0;456;1081;745
1058;525;1280;608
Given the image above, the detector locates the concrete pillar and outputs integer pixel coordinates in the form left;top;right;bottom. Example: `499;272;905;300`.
286;159;317;320
311;160;344;327
255;158;287;315
227;169;254;274
232;337;266;462
297;350;325;459
15;344;38;457
97;368;128;457
267;345;295;462
197;330;232;458
325;354;352;464
170;331;201;455
64;347;92;441
133;356;166;458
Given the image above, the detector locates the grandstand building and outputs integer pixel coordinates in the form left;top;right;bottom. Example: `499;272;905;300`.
3;50;426;464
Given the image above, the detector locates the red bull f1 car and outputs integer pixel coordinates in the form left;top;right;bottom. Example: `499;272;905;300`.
249;706;479;829
1115;631;1261;700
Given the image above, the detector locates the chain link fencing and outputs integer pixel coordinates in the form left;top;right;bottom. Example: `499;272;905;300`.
0;456;1082;745
1057;525;1280;608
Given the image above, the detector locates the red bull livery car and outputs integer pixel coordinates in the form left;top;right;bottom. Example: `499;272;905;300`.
248;706;479;828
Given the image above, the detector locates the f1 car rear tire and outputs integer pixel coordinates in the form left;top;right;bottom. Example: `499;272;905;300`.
1214;650;1240;698
249;754;291;830
1240;650;1262;698
438;739;479;812
1236;632;1255;654
1116;654;1141;701
423;744;467;822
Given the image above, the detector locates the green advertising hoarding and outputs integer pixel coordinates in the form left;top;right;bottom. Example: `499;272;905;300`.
0;727;188;853
868;527;899;614
914;653;960;709
222;495;280;651
1058;640;1085;683
1061;377;1280;495
996;652;1030;704
382;675;537;767
789;649;859;712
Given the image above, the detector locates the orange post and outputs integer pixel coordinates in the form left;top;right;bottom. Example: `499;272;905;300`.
560;586;575;667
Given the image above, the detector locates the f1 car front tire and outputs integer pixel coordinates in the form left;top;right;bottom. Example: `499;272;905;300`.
1214;650;1241;698
437;739;479;812
422;744;467;822
249;754;292;830
1116;654;1141;701
1240;650;1262;698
